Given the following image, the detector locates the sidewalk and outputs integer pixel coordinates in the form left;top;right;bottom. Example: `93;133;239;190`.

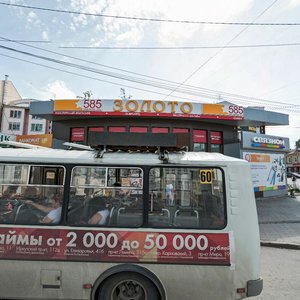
256;194;300;249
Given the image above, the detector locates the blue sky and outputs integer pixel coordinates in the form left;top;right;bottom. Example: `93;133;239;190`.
0;0;299;147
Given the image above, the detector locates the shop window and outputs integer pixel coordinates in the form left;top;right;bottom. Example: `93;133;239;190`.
130;127;148;133
193;130;207;152
152;127;168;133
173;128;189;133
89;127;104;132
211;144;222;153
194;143;207;152
70;128;85;142
108;126;126;132
210;131;223;153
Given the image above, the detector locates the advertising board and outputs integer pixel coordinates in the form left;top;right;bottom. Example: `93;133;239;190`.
53;99;244;121
0;228;230;265
243;152;286;192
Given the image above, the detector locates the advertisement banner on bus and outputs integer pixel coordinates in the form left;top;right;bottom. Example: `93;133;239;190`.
0;228;230;265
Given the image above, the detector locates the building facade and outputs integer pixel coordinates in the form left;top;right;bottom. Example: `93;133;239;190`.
0;77;51;140
30;98;290;198
240;131;290;198
1;100;50;136
0;75;21;105
286;149;300;173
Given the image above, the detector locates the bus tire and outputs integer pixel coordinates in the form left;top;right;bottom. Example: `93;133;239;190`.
98;272;160;300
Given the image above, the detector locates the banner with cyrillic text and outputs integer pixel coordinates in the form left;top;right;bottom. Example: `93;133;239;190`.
0;228;230;265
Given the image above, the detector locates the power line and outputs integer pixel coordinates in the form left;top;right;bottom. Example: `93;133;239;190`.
60;42;300;50
0;43;291;106
163;0;279;100
0;1;299;26
1;41;300;112
2;36;298;110
0;53;199;103
1;51;299;114
0;39;51;43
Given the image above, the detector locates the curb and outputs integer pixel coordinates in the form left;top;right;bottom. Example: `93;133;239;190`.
259;220;300;224
261;241;300;250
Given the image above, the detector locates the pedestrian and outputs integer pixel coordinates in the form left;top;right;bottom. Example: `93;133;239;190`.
290;175;297;198
165;180;174;206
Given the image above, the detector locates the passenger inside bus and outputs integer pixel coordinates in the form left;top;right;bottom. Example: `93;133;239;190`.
200;189;224;227
22;186;39;200
112;181;130;198
87;196;111;225
2;185;21;199
25;194;62;224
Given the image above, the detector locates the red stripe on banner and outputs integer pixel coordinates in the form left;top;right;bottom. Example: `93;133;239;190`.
0;227;231;265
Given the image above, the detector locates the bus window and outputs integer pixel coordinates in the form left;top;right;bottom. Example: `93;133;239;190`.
148;167;226;229
68;166;143;227
0;164;65;225
0;164;28;186
70;166;106;199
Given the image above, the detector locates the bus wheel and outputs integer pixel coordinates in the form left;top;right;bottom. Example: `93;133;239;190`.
98;272;159;300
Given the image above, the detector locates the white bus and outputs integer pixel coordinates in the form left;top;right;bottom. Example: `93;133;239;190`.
0;145;262;300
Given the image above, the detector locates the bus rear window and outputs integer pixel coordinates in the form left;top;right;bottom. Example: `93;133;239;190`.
148;167;226;229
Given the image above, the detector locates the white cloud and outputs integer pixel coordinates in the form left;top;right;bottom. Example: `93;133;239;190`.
69;22;77;32
31;80;76;100
157;0;254;45
266;115;300;149
42;31;49;41
288;0;300;7
26;11;40;26
47;80;77;99
65;0;254;46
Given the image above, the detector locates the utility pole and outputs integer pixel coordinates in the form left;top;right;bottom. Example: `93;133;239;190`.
0;75;9;132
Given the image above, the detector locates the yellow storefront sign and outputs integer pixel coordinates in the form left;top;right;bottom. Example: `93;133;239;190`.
16;134;53;148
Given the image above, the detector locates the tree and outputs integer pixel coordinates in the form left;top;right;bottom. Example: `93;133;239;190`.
77;91;92;100
296;139;300;149
120;88;132;100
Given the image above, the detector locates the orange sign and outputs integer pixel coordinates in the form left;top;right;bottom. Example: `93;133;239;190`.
53;99;244;120
244;153;271;163
16;134;53;148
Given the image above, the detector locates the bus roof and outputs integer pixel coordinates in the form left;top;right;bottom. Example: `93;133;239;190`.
0;148;246;166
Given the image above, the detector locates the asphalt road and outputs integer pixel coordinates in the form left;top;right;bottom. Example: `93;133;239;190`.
254;246;300;300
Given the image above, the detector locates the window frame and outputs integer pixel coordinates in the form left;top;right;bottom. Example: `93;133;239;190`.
0;163;66;226
148;166;227;230
8;122;21;131
30;123;43;132
9;110;22;119
67;165;144;228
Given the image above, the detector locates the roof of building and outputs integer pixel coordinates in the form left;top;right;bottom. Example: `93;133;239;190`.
287;148;300;155
29;99;289;127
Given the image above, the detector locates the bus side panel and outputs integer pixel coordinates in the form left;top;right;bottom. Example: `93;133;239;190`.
226;164;261;297
0;260;91;300
0;260;235;300
145;264;235;300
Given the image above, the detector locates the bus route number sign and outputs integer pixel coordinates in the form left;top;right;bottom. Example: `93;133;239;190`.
200;170;213;184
